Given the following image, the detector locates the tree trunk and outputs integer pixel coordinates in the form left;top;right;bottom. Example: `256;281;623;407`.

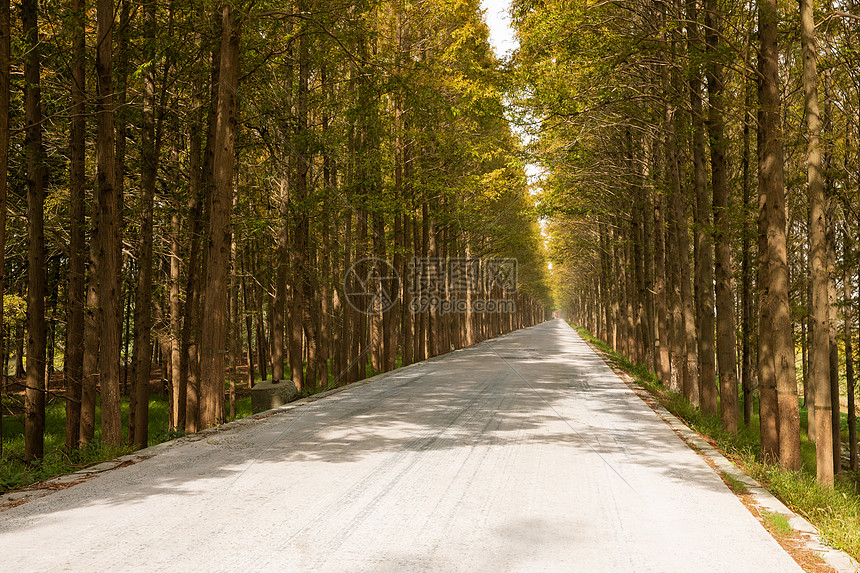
65;0;87;450
273;177;288;381
180;111;203;433
169;205;182;429
843;237;855;472
687;0;716;416
741;58;754;428
240;257;255;388
131;0;161;448
822;28;840;476
96;0;122;447
23;0;47;461
673;152;698;404
705;0;738;433
654;186;671;382
801;0;833;483
760;0;800;469
198;4;239;429
0;0;8;459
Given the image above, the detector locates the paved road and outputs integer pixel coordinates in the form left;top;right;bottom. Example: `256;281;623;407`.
0;319;802;572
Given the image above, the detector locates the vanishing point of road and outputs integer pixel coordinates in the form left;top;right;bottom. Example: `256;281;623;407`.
0;319;803;572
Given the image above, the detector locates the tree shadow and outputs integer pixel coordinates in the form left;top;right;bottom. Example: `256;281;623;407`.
0;319;739;571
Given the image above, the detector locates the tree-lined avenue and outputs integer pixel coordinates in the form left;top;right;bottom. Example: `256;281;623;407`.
0;320;802;572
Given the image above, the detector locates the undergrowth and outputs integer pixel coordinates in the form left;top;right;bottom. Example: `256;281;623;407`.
572;323;860;562
1;393;253;493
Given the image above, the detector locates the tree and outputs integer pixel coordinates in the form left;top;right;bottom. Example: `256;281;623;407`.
199;3;240;429
96;0;122;446
705;0;739;434
801;0;833;485
0;0;9;459
64;0;86;451
23;0;47;461
758;0;801;470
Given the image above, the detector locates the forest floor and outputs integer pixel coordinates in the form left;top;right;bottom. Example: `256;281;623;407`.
0;373;254;492
0;319;816;572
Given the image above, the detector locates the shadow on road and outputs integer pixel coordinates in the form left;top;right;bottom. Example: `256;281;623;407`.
0;320;729;535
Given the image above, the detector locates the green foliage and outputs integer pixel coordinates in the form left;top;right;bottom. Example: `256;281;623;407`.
2;395;175;492
2;294;26;331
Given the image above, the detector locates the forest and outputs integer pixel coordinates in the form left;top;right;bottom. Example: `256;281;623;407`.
0;0;551;481
517;0;860;487
4;0;859;501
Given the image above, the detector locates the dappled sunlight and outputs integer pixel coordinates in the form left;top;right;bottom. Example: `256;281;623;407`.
0;320;800;572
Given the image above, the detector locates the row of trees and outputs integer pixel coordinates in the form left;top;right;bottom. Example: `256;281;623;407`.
0;0;550;461
512;0;860;486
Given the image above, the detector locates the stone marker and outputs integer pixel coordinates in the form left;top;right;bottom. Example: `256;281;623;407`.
251;379;299;413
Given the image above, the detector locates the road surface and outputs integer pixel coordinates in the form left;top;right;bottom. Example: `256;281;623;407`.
0;319;802;572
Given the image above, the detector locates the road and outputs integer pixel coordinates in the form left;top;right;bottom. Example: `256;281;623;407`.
0;319;802;572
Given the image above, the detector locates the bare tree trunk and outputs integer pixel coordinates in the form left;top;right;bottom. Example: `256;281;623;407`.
23;0;47;461
654;188;671;383
822;29;841;476
827;202;840;474
705;0;738;433
198;4;239;429
760;0;800;469
843;236;855;472
741;57;754;428
642;156;655;372
64;0;86;450
229;200;239;419
168;205;182;429
289;63;308;392
687;0;716;416
96;0;122;446
131;0;163;448
0;0;8;459
801;0;832;482
671;147;698;405
240;256;255;388
180;113;203;433
273;177;288;381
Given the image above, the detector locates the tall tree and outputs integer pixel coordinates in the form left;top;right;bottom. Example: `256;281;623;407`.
131;0;164;448
65;0;87;451
22;0;47;461
0;0;9;459
801;0;833;485
705;0;738;433
96;0;122;446
199;3;240;429
759;0;800;470
687;0;717;417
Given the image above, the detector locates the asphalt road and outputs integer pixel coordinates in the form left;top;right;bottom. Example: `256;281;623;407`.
0;319;802;572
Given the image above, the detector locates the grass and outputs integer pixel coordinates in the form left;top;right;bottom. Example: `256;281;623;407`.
1;391;254;493
762;510;794;538
572;323;860;562
2;352;403;494
720;471;750;495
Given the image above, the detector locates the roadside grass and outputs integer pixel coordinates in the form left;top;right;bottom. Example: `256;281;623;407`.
720;471;750;495
762;510;794;538
572;323;860;562
1;392;253;493
2;354;385;494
